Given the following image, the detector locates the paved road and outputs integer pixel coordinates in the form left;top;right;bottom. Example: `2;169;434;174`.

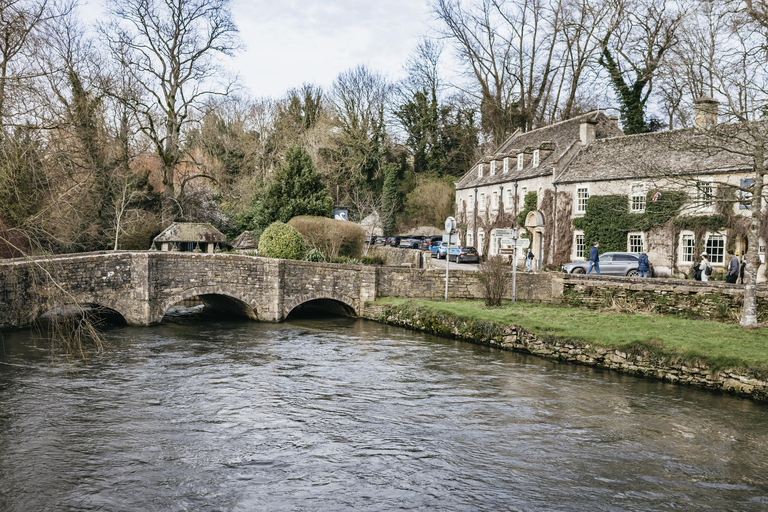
425;254;480;271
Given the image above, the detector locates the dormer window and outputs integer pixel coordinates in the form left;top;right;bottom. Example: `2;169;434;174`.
517;154;524;170
532;149;540;168
503;157;509;173
490;160;496;175
478;163;484;179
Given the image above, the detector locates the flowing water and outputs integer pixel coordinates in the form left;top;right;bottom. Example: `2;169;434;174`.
1;314;767;511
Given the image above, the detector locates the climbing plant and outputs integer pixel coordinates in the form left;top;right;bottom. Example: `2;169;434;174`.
517;191;538;227
572;191;687;252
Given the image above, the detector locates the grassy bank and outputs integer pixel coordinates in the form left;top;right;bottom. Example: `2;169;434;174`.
375;298;768;375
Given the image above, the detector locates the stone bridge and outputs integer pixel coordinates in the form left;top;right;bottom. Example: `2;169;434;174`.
0;251;510;328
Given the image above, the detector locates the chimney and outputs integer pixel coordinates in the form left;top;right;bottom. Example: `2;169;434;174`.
694;96;719;132
580;119;597;145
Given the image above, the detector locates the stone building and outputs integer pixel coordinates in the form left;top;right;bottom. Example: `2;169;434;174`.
152;222;226;253
455;99;766;279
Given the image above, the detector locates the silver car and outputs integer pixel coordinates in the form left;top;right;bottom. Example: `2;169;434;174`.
561;252;652;277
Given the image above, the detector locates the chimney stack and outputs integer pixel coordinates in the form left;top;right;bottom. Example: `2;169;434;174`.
694;96;719;132
580;119;598;145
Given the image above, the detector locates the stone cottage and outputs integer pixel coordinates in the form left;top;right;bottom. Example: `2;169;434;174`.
455;99;766;279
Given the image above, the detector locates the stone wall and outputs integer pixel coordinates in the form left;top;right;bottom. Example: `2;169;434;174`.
363;302;768;402
366;246;425;267
562;274;768;322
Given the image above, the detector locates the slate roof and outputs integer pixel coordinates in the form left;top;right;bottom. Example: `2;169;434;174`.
557;121;758;184
153;222;226;243
456;111;624;190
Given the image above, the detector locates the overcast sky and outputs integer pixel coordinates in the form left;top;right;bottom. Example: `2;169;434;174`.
227;0;435;98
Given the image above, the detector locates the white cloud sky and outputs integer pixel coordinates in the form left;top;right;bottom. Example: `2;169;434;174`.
227;0;435;98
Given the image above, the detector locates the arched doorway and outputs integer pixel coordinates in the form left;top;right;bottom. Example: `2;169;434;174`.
525;211;546;270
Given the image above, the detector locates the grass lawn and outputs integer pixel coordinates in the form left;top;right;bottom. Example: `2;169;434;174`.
375;298;768;375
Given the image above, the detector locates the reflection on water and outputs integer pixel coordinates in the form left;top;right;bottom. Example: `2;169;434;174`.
1;316;767;511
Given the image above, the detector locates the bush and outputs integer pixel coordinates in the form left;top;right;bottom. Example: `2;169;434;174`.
304;248;327;262
477;256;511;307
288;216;365;260
258;221;307;260
360;255;386;266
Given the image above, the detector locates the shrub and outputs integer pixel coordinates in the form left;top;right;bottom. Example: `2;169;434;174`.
304;248;327;262
477;256;511;307
360;255;386;266
258;221;307;260
288;215;365;260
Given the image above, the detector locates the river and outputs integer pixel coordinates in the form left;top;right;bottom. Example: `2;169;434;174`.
1;314;767;511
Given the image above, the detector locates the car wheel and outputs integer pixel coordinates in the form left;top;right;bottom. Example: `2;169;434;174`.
572;267;586;274
626;269;639;277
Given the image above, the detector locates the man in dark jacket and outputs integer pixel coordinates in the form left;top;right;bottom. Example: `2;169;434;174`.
587;241;600;275
726;249;739;283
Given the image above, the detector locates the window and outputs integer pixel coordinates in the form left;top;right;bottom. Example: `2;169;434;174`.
520;186;528;200
478;232;485;250
705;233;725;264
575;233;585;259
681;233;695;263
506;189;513;210
466;233;473;246
503;157;509;173
697;181;715;207
492;191;499;211
479;193;486;211
630;183;646;213
468;195;474;212
628;233;644;253
576;187;589;213
490;160;496;175
740;178;755;210
477;164;484;179
532;149;540;167
517;154;524;170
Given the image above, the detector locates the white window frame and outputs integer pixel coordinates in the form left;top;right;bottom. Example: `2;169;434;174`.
628;232;645;253
574;231;586;260
466;233;473;246
705;232;726;265
479;193;486;212
477;163;484;179
503;157;509;173
697;180;715;208
517;154;524;170
492;191;499;211
506;189;513;211
478;231;485;253
630;182;646;213
490;160;496;175
576;187;590;214
532;149;540;168
679;232;695;264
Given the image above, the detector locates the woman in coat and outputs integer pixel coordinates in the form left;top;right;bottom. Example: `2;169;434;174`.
637;252;650;278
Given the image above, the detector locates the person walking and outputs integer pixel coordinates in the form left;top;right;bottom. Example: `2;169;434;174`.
637;252;650;278
700;252;712;282
740;251;747;284
525;248;534;273
587;241;600;275
725;249;739;284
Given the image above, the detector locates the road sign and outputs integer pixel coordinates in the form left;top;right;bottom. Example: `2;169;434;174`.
495;228;516;237
516;238;531;248
444;216;456;234
500;248;515;255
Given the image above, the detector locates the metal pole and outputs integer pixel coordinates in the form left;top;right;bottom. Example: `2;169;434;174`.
444;238;450;301
511;231;517;304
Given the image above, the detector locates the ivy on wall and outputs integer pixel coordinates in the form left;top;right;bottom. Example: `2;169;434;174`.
517;191;538;227
572;191;687;253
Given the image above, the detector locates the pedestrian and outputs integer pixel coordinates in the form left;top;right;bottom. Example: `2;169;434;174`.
740;251;747;284
725;249;739;284
526;248;534;273
587;241;600;275
637;251;650;278
699;252;712;282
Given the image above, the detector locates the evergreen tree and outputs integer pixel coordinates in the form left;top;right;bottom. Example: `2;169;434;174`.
252;145;333;230
381;162;400;235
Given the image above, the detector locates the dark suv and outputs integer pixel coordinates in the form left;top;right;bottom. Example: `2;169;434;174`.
419;236;443;251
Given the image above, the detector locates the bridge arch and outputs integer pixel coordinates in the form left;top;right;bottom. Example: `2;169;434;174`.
36;301;129;326
154;286;260;323
283;293;359;319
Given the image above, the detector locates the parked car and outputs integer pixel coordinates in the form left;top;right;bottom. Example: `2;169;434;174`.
375;237;388;246
448;246;480;263
388;236;402;247
365;236;377;246
419;236;443;251
561;252;653;277
432;241;449;259
399;235;426;249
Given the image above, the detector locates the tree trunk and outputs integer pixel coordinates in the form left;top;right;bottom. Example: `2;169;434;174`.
740;146;764;328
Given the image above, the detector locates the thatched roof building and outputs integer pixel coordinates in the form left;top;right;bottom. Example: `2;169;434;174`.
152;222;226;253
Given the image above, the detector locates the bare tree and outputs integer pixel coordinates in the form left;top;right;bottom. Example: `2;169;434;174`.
102;0;240;225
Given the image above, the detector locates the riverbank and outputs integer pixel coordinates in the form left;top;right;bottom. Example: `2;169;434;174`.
362;299;768;402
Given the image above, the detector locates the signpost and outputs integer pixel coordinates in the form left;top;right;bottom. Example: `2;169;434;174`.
444;217;456;301
495;228;528;304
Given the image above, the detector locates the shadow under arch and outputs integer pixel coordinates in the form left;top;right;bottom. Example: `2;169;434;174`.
37;303;128;327
156;286;259;323
285;297;358;320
